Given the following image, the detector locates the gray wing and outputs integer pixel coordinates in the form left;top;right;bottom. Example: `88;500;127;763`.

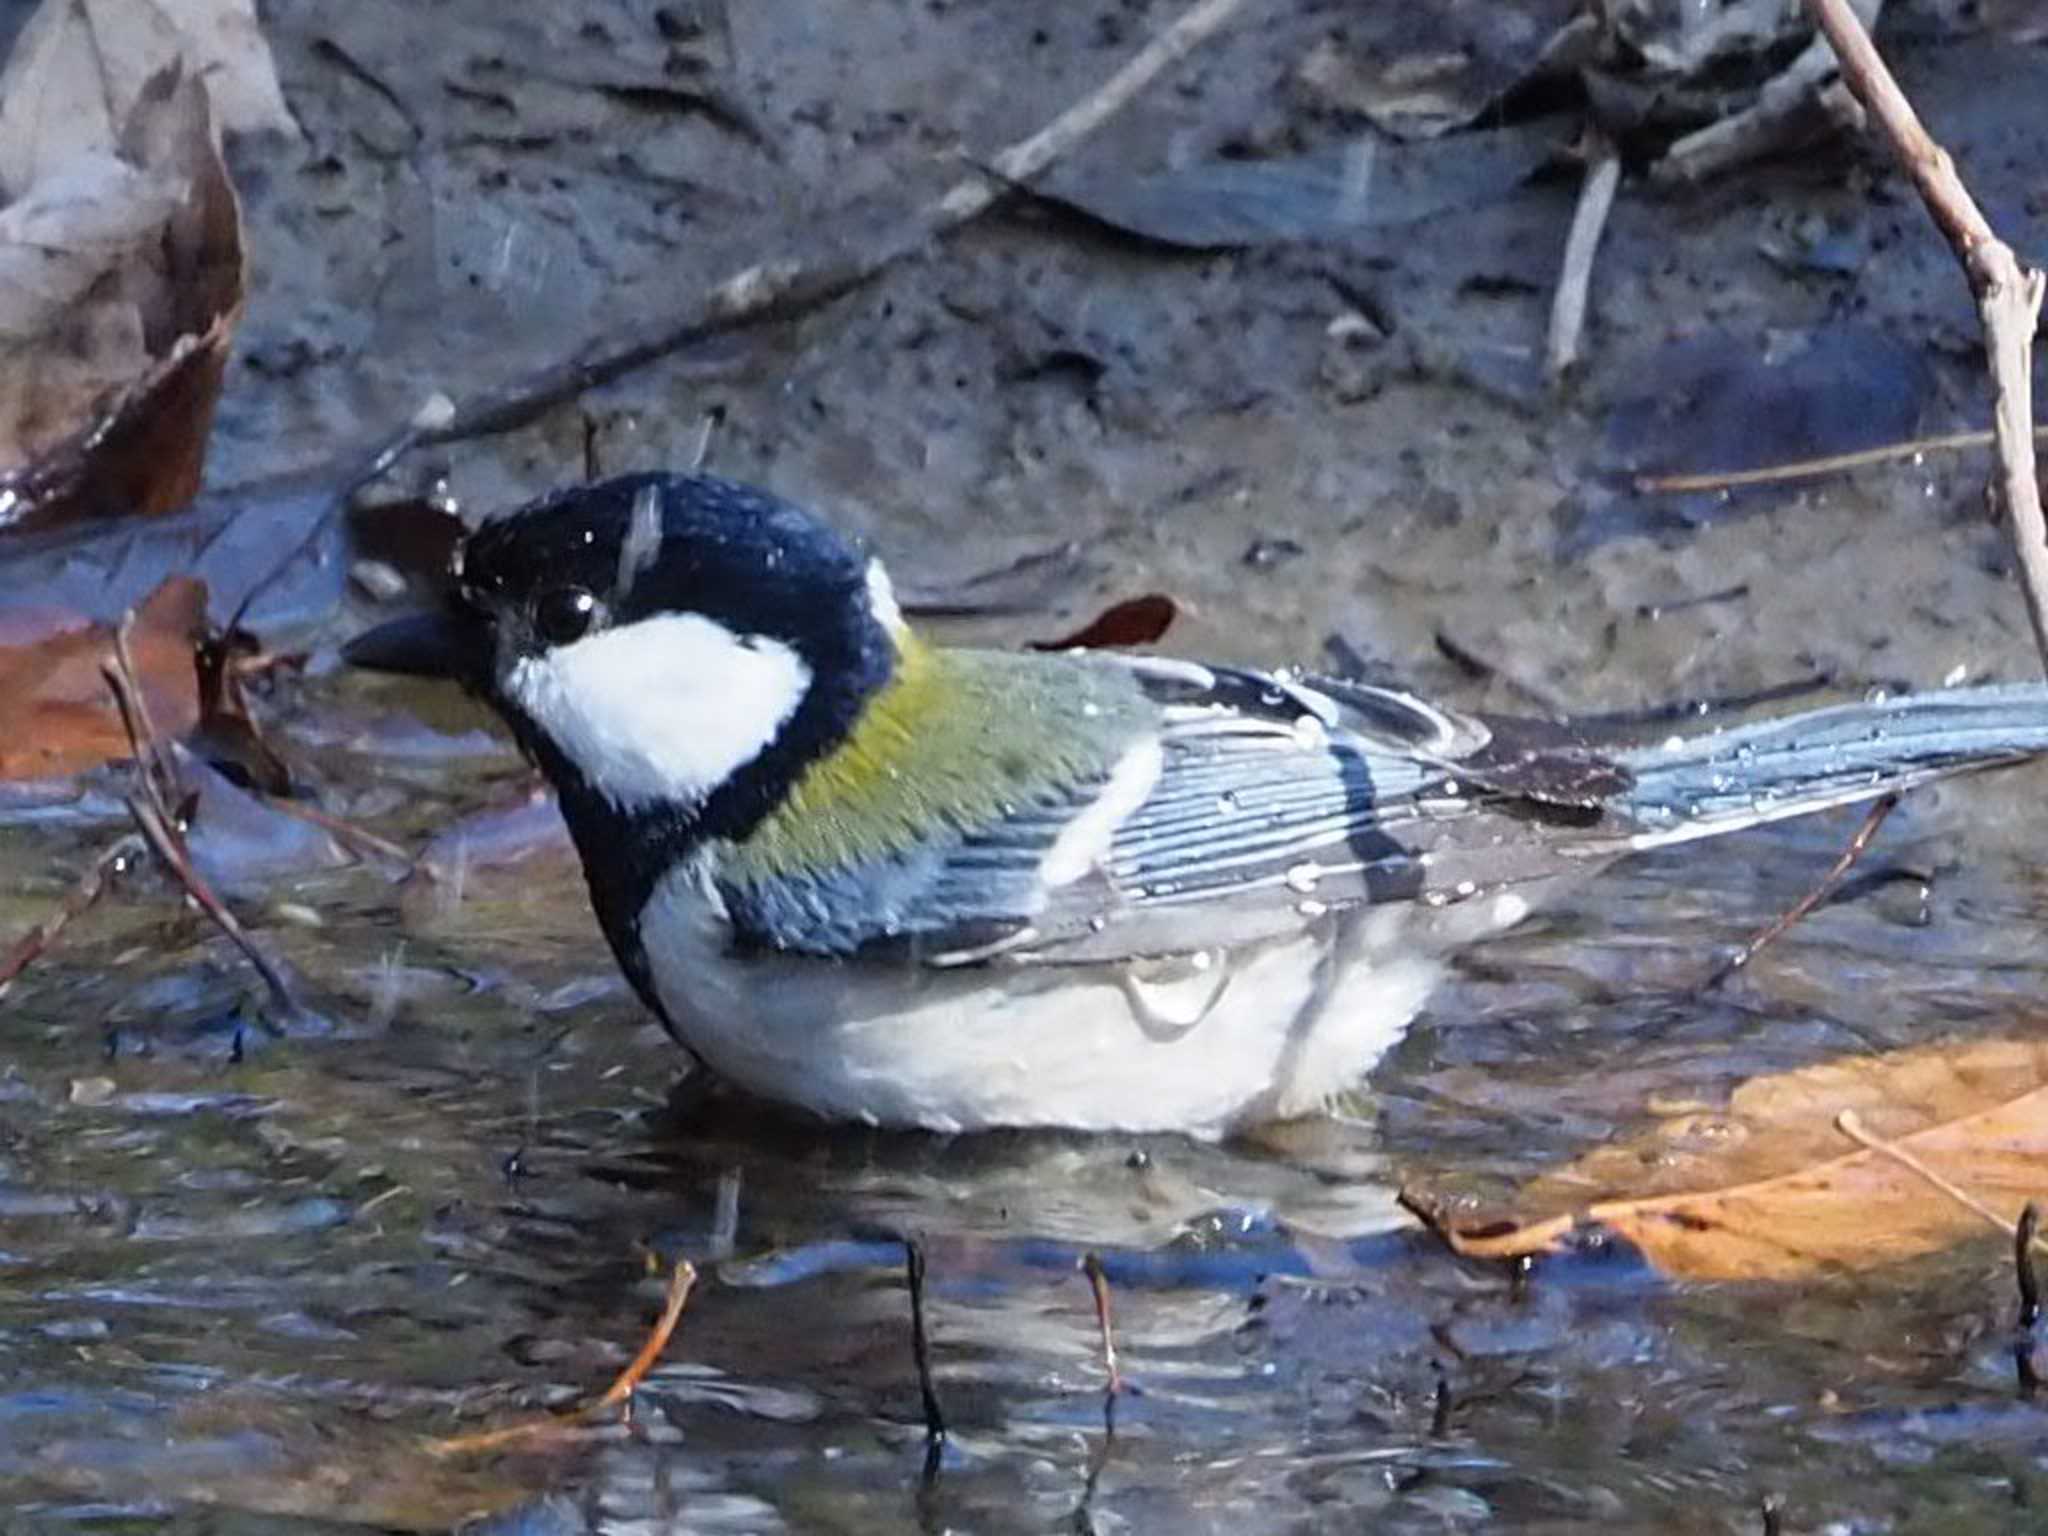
719;657;1636;966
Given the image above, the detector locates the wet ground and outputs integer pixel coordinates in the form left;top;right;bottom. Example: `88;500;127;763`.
10;1;2048;1531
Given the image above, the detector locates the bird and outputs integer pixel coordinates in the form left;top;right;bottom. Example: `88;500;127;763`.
349;470;2048;1137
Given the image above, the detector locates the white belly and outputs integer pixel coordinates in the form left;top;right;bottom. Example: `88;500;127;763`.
638;868;1542;1136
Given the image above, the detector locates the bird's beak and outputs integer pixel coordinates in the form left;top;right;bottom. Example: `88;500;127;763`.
342;608;487;682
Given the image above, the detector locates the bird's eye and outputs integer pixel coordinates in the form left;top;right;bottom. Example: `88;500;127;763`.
532;585;602;646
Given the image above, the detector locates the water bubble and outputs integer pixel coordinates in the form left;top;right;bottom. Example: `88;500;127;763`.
1284;861;1323;894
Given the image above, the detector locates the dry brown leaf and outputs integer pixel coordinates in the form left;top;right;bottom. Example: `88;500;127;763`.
0;0;293;192
0;58;243;531
0;574;205;780
1416;1038;2048;1281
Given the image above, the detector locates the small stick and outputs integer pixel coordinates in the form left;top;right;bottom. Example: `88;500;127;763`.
592;1259;699;1412
227;0;1254;628
905;1237;947;1443
1545;133;1621;382
429;1258;698;1457
0;832;145;1000
1835;1109;2048;1249
1704;794;1897;989
100;624;303;1024
2017;1202;2042;1400
2019;1202;2042;1330
1804;0;2048;675
1072;1388;1118;1529
1082;1252;1124;1397
100;647;177;832
1634;424;2048;496
124;792;297;1025
254;794;416;872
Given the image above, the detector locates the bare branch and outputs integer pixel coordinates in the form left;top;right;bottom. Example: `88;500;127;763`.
1803;0;2048;674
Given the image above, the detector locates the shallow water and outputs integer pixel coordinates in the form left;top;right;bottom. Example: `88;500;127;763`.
5;748;2048;1534
9;1;2048;1528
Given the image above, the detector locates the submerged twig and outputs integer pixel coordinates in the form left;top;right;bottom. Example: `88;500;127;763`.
906;1237;947;1444
2017;1202;2042;1400
592;1259;699;1412
2019;1202;2042;1330
124;794;296;1024
1082;1253;1124;1398
1804;0;2048;675
100;633;300;1023
104;620;177;829
1835;1110;2048;1252
1071;1388;1118;1534
1545;133;1621;382
253;794;416;873
430;1258;698;1456
0;832;145;1001
1704;793;1897;989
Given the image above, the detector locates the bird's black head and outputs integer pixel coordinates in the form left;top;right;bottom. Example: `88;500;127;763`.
431;472;901;839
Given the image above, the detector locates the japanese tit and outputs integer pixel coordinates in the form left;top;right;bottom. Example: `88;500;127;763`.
354;472;2048;1136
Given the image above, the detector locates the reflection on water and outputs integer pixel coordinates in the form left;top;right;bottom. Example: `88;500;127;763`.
4;793;2048;1533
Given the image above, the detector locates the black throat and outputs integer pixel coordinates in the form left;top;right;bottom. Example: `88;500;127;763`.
496;604;896;1032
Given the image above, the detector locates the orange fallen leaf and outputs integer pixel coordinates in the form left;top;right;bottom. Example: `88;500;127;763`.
0;574;205;780
1411;1038;2048;1281
0;7;246;532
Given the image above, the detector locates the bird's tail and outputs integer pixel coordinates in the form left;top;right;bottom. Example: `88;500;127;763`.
1609;683;2048;850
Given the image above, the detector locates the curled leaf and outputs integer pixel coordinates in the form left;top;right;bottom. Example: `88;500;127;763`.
0;45;245;531
1412;1039;2048;1281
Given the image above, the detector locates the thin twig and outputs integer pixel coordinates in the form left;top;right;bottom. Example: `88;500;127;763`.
412;0;1252;452
1835;1109;2048;1249
1704;793;1897;989
1804;0;2048;675
592;1259;699;1411
2018;1202;2042;1400
0;833;145;1001
1082;1253;1124;1397
430;1259;699;1456
253;793;416;873
2020;1202;2042;1330
230;0;1253;629
1546;134;1621;382
124;794;297;1024
101;635;176;830
99;621;304;1024
1633;424;2048;496
905;1237;947;1443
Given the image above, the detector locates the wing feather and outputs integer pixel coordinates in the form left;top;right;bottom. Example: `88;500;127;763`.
719;657;1633;964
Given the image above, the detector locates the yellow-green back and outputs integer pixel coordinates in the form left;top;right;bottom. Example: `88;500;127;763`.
725;638;1152;880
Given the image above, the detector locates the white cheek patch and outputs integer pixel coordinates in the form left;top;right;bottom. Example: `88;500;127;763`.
506;613;811;809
